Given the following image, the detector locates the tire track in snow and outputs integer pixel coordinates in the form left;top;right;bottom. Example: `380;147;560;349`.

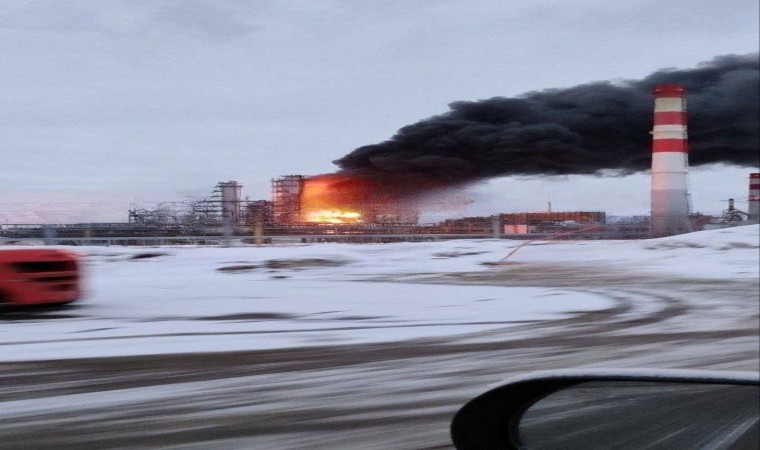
0;262;757;449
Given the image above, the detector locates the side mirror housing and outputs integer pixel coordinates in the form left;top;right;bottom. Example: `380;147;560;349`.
451;369;760;450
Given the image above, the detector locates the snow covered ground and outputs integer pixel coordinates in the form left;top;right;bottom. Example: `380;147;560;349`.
2;225;758;362
1;226;758;449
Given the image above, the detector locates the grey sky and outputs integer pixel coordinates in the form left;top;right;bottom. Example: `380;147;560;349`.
1;0;758;223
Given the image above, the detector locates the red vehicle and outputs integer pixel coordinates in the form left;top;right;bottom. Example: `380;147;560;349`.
0;248;81;306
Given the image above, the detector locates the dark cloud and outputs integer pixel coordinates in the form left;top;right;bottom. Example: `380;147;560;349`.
334;53;759;182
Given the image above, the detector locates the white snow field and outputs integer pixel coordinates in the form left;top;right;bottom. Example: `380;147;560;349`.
2;225;758;362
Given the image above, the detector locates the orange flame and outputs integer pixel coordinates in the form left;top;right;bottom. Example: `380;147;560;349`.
299;173;433;224
301;175;369;223
305;209;362;224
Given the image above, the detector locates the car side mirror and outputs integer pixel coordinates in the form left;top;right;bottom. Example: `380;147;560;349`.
451;369;760;450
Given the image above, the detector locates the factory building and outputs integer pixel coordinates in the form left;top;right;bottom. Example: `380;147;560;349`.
438;212;606;235
501;211;606;234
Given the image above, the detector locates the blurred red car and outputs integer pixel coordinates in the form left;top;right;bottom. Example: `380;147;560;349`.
0;248;81;306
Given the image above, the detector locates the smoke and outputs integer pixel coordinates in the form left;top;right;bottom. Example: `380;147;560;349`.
334;54;759;183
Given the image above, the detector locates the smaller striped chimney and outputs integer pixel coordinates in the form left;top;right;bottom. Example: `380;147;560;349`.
749;173;760;221
650;84;691;237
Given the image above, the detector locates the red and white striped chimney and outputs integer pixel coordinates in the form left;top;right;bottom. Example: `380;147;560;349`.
749;173;760;221
650;84;691;237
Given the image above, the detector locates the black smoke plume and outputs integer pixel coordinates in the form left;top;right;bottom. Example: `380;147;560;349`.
335;54;759;183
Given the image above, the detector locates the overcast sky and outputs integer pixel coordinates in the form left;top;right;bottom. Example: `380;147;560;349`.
1;0;758;223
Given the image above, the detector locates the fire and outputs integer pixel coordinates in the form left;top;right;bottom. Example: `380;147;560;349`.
300;174;371;224
305;209;362;224
298;173;426;225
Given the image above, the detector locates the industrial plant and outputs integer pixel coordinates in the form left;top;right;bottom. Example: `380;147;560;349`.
2;84;758;244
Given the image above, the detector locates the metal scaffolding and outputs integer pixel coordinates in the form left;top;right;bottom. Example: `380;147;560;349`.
272;175;305;224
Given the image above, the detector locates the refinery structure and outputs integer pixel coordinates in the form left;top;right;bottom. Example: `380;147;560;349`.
3;168;756;243
2;85;758;243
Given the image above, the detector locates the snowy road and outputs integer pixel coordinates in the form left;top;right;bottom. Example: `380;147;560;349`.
1;228;758;449
2;265;758;449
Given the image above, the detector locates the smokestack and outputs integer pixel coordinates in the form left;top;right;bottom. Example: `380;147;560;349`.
750;173;760;221
650;84;691;237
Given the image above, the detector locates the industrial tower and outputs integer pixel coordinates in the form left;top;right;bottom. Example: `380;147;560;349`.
650;84;692;237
